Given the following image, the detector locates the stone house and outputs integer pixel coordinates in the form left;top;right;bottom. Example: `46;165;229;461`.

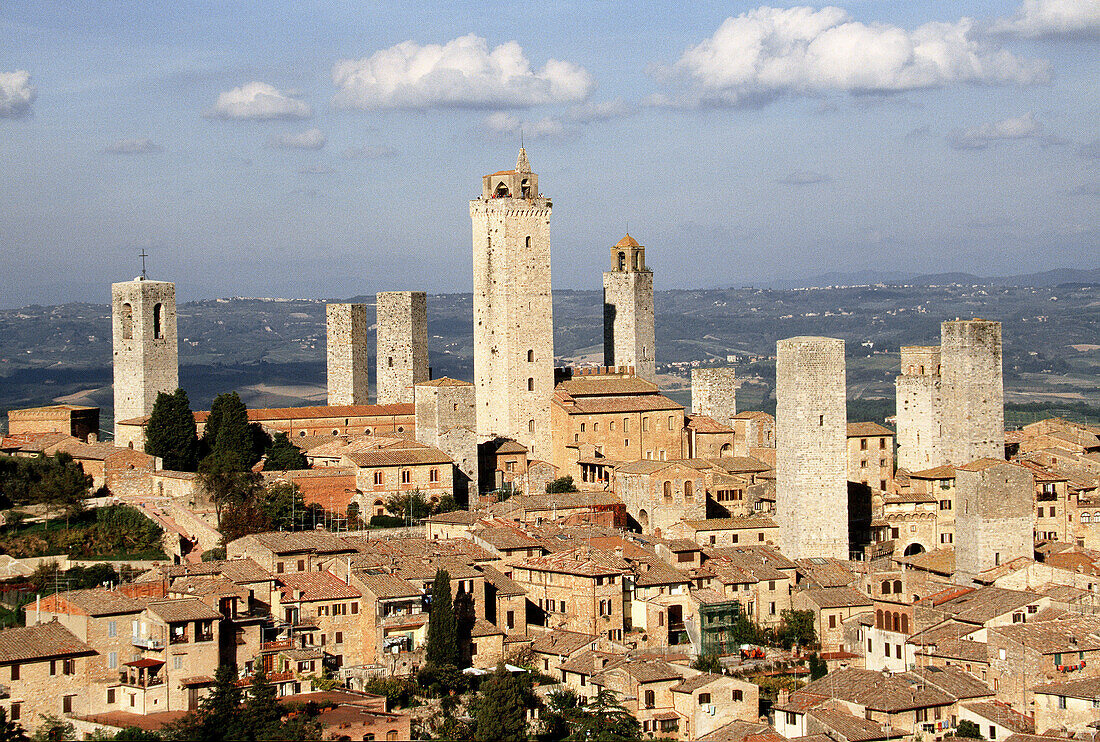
6;404;100;441
0;620;97;733
511;549;628;641
847;422;895;493
613;460;706;537
227;531;356;576
694;547;795;628
529;629;601;677
671;517;779;548
909;464;958;549
1030;677;1100;735
959;701;1036;741
682;414;737;460
670;672;759;741
590;658;685;737
622;558;692;649
731;411;775;458
882;491;939;558
479;564;527;635
986;615;1100;705
349;570;423;663
793;587;873;653
342;438;455;514
274;571;366;669
469;619;505;669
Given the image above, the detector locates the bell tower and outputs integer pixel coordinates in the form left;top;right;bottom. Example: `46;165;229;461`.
603;234;655;379
470;148;554;459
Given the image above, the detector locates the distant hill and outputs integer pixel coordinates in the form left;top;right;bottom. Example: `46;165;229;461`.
759;266;1100;290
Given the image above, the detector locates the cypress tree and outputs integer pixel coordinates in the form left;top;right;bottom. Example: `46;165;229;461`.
244;669;283;740
474;663;528;742
206;392;252;471
264;432;308;470
144;388;198;471
425;569;457;668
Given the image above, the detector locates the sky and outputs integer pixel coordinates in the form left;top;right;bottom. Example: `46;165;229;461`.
1;0;1098;308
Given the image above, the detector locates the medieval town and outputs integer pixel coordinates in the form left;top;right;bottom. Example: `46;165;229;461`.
0;145;1097;742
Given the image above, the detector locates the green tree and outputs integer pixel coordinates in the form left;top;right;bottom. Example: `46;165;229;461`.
385;489;432;522
808;653;828;680
540;689;580;742
0;706;29;742
144;388;198;471
243;669;283;740
203;392;253;470
32;453;90;524
198;459;263;533
30;715;75;742
566;688;640;742
546;476;578;493
259;481;307;531
777;609;817;650
166;663;246;741
264;432;308;471
425;569;457;668
691;653;722;674
474;663;528;742
455;583;476;669
956;720;984;739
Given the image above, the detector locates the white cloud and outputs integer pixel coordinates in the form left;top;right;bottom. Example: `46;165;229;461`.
104;138;163;154
948;112;1049;149
267;128;326;150
483;112;566;139
341;144;396;160
991;0;1100;38
206;82;312;120
778;170;831;185
332;34;594;110
666;6;1049;106
0;70;36;119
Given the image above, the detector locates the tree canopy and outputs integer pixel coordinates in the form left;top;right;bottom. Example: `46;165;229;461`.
425;569;458;669
144;388;198;471
264;432;308;471
474;663;529;742
546;476;578;494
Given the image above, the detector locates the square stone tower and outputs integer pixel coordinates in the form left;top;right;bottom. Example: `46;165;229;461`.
940;319;1004;465
326;303;370;406
691;368;737;427
376;291;428;405
415;377;478;504
895;345;943;471
111;277;178;441
603;235;655;380
470;148;554;459
776;336;848;560
954;460;1034;584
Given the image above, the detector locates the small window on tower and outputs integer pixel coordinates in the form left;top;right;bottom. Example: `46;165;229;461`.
528;377;534;391
153;303;164;339
526;236;531;249
618;252;626;270
527;349;534;362
529;419;535;433
819;414;825;426
387;357;393;367
121;302;133;340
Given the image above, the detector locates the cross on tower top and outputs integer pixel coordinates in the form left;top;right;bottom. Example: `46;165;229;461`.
138;249;148;280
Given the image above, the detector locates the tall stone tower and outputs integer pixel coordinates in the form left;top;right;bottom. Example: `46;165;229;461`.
691;368;737;427
415;378;478;504
326;303;370;406
111;277;178;440
954;460;1033;584
376;291;428;405
470;148;554;459
895;346;943;471
940;319;1004;465
603;235;655;379
775;336;848;560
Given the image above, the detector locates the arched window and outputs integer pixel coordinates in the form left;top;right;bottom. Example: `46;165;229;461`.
876;609;883;629
525;236;531;249
892;612;901;632
495;181;509;197
121;302;133;340
732;689;743;702
901;614;909;634
1084;513;1092;524
881;580;891;595
720;443;732;457
638;509;649;530
429;468;439;483
893;580;902;594
919;365;925;374
373;471;383;486
528;419;535;433
527;377;534;391
663;481;672;501
617;251;626;270
527;349;534;362
153;303;163;339
521;178;531;198
387;357;393;367
400;469;411;484
684;480;694;501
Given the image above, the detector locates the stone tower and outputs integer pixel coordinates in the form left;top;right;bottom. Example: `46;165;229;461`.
954;460;1034;584
895;346;943;471
415;378;478;504
376;291;429;405
470;148;554;459
111;277;178;441
775;336;848;560
940;319;1004;465
326;303;370;406
691;368;737;427
603;235;655;379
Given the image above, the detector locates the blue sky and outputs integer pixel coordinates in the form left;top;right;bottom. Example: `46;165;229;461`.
1;1;1097;307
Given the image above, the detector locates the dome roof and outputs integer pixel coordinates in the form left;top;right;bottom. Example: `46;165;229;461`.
615;234;641;248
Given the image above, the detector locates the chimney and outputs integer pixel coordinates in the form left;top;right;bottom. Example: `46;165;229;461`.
778;688;790;707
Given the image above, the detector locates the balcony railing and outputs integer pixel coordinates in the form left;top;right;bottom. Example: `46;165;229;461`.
118;673;165;688
260;639;296;652
131;636;164;650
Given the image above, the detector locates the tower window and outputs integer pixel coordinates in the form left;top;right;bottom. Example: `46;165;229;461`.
153;303;163;339
525;236;531;249
121;302;133;340
819;414;824;426
387;357;393;367
527;377;534;391
618;252;626;270
528;419;535;433
527;349;534;362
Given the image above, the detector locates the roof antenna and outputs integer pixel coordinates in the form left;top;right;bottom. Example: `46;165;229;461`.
138;248;149;280
520;125;524;150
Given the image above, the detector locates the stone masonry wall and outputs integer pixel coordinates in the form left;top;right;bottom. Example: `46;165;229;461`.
112;279;178;442
691;368;738;427
470;189;554;460
415;379;479;500
776;336;848;560
603;269;655;380
376;292;428;405
895;345;943;471
940;319;1005;465
326;303;369;406
955;463;1034;583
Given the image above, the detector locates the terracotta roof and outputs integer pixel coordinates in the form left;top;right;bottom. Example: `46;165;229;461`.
0;620;95;663
557;376;659;397
42;588;145;616
278;571;362;602
427;510;482;525
344;447;452;467
233;530;355;555
1030;676;1100;699
564;394;682;415
484;439;528;455
475;525;544;552
909;665;993;699
809;708;890;741
170;576;247;599
796;558;857;588
918;585;1042;624
355;572;421;600
847;422;895;438
478;565;527;597
909;465;957;479
990;615;1100;653
683;517;778;531
163;558;273;584
598;658;681;684
898;547;955;575
530;629;598;656
471;618;505;638
962;702;1035;734
800;586;873;609
733;410;773;420
145;598;222;623
801;669;954;712
704;456;773;474
671;672;727;693
196;403;414;423
516;548;629;577
615;234;640;248
687;414;735;433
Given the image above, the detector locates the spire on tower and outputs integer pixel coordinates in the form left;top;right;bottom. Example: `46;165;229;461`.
516;146;531;173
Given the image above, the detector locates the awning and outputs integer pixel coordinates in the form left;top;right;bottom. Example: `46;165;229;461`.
124;659;165;668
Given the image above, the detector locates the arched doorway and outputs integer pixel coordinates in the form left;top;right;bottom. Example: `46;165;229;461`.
903;542;926;557
638;509;649;532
